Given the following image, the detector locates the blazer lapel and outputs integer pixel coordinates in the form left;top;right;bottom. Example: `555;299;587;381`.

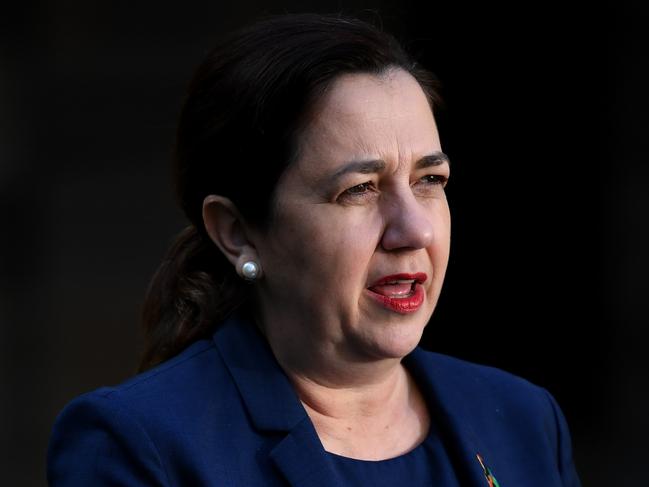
269;417;345;487
213;314;341;487
405;348;500;487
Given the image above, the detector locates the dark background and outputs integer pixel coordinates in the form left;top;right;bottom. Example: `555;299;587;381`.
2;1;647;485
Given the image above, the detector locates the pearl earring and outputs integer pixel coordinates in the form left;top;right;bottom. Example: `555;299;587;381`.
241;261;260;281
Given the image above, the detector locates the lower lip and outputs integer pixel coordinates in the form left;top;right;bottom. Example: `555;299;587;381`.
366;283;425;314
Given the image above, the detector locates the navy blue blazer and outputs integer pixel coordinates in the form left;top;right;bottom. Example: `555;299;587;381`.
48;314;582;486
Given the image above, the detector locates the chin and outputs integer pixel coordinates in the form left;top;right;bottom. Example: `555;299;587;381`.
360;316;429;360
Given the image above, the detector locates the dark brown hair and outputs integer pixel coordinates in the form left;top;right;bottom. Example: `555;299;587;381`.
139;13;441;371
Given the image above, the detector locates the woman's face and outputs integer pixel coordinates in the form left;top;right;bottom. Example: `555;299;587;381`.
252;69;450;364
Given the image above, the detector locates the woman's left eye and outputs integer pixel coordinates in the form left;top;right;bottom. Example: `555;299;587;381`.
418;174;448;186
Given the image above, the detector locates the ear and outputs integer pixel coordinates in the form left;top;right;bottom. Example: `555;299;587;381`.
202;195;261;278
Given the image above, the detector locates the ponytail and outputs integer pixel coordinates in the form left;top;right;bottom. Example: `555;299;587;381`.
138;226;246;372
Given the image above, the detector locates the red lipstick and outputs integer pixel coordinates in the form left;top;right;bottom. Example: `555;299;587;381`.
366;273;427;314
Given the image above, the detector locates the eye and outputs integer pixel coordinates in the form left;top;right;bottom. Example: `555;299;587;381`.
419;174;448;186
336;181;376;203
345;182;373;195
412;174;449;197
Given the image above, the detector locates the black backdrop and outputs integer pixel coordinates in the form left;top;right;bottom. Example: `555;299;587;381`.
2;1;647;485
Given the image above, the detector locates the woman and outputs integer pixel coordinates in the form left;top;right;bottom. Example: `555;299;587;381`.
47;13;582;486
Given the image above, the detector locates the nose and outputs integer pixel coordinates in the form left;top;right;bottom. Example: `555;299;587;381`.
380;191;435;251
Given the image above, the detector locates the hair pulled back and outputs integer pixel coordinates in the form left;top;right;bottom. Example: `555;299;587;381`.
139;13;440;371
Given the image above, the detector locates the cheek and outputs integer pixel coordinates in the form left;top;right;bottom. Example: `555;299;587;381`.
325;218;382;287
429;203;451;270
265;208;381;294
436;203;451;246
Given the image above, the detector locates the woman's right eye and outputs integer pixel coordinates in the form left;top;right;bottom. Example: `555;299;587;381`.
336;181;376;204
345;182;372;195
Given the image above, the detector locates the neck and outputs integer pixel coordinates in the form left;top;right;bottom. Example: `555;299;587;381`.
289;360;406;420
268;337;429;460
254;306;430;459
268;331;409;421
290;362;429;459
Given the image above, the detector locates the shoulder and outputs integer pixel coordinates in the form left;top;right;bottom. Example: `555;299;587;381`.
101;337;220;400
47;338;238;486
407;349;582;486
49;336;237;435
407;348;563;449
408;348;551;409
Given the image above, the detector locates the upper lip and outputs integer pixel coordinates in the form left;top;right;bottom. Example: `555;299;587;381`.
368;273;428;288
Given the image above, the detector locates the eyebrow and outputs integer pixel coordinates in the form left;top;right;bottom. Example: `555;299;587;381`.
328;151;450;184
416;151;451;169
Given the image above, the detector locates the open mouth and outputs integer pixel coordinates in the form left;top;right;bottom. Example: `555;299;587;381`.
369;279;418;298
366;273;427;314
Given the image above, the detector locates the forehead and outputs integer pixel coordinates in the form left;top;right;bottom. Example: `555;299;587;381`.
295;69;440;172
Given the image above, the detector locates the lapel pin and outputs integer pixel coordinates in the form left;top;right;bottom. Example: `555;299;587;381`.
476;453;500;487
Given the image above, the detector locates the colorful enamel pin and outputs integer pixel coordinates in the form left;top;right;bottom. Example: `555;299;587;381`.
476;453;500;487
